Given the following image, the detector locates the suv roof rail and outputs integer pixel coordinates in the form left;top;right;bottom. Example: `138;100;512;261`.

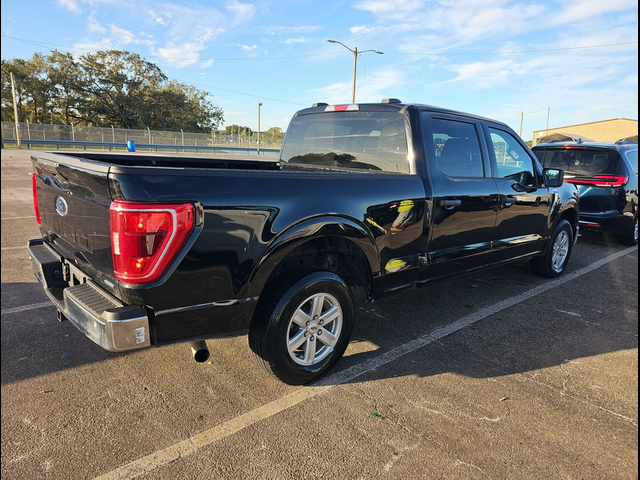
381;98;402;104
312;102;329;107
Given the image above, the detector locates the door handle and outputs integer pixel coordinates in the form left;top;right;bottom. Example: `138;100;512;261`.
502;196;518;204
439;199;462;207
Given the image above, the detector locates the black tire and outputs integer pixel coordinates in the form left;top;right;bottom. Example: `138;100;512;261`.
530;219;574;278
619;217;638;246
249;270;355;385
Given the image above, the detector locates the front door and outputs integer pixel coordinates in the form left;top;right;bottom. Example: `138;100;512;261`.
485;126;553;261
422;115;499;280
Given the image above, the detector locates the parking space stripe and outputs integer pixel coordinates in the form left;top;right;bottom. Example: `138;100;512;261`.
94;245;637;480
1;246;26;251
1;302;53;316
1;216;35;220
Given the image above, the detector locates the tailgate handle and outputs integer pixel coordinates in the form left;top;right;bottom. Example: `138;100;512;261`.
439;199;462;208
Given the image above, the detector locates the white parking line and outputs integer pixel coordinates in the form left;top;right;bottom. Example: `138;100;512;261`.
1;216;35;220
1;302;53;316
1;246;26;251
94;245;638;480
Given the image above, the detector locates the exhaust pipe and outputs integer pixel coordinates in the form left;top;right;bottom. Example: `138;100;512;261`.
190;340;210;363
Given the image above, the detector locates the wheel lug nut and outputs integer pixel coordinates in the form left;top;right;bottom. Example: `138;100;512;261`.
318;330;322;335
319;320;324;325
310;336;315;341
304;332;309;337
306;321;310;326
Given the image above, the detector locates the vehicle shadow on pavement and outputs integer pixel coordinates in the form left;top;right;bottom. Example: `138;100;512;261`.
330;250;638;386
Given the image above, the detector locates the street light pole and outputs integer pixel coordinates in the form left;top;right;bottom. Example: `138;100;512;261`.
10;72;21;147
351;47;358;104
257;102;263;154
327;40;383;104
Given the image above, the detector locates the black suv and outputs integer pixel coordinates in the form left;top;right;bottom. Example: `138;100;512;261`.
533;141;638;245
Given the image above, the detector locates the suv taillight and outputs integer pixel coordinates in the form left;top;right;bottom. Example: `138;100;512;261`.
110;201;195;284
565;175;629;188
32;173;42;224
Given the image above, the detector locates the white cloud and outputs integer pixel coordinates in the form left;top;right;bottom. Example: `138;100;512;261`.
349;25;379;35
155;43;204;67
109;24;136;44
72;37;113;53
200;59;214;68
226;1;257;23
228;43;258;52
255;25;323;35
354;0;424;15
57;0;81;14
148;9;169;26
550;0;639;25
282;37;307;45
87;14;106;33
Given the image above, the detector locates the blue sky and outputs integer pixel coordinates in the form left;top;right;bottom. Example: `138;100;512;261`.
1;0;638;140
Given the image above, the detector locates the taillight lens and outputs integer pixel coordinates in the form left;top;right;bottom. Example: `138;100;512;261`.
110;201;195;284
565;175;629;187
32;173;42;224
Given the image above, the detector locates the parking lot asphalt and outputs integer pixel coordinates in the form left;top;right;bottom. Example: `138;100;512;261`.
1;148;638;480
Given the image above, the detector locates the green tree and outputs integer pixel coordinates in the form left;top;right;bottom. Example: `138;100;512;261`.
2;49;225;131
265;126;285;145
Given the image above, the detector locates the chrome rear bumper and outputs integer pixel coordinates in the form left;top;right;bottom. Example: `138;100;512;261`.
28;239;151;351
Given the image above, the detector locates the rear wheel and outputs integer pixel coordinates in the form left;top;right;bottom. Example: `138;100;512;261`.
531;219;574;278
620;217;638;246
249;270;355;385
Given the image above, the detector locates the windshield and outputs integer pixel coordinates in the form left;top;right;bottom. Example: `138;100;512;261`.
280;112;410;174
533;148;622;177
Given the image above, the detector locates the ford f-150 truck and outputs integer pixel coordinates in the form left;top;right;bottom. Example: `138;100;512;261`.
28;100;579;384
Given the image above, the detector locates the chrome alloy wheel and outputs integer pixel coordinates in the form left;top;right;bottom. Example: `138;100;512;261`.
635;220;638;242
552;230;570;273
286;293;343;367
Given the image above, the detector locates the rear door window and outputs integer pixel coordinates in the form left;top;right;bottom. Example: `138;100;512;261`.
534;148;622;177
280;112;410;174
431;118;485;178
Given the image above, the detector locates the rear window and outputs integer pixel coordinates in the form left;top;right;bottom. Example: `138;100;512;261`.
533;148;622;177
280;112;410;174
625;150;638;174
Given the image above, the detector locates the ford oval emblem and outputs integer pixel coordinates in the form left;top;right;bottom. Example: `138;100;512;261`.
55;197;69;217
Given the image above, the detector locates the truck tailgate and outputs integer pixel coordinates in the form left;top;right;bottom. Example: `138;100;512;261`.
32;153;115;287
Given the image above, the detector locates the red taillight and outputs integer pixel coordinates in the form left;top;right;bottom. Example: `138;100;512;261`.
32;173;42;224
110;201;195;284
565;175;629;187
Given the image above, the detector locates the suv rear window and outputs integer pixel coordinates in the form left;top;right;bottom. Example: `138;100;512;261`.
534;148;622;177
280;112;410;174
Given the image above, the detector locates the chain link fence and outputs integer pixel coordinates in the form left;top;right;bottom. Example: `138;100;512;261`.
1;122;283;148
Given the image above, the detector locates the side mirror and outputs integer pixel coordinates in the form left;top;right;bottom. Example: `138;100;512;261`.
544;168;564;188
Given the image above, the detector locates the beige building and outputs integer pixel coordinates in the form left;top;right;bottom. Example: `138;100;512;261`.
533;118;638;144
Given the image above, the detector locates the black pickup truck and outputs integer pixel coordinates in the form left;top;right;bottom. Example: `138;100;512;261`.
29;100;579;384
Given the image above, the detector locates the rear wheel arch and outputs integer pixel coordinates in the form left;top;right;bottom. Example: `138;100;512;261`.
248;218;380;302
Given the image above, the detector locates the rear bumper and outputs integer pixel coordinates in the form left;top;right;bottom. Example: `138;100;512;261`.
579;212;635;235
28;239;151;352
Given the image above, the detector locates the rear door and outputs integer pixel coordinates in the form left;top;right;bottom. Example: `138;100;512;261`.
485;126;553;261
421;114;499;279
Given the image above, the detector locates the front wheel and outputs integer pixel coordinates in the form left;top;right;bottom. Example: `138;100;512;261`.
530;219;574;278
249;270;355;385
